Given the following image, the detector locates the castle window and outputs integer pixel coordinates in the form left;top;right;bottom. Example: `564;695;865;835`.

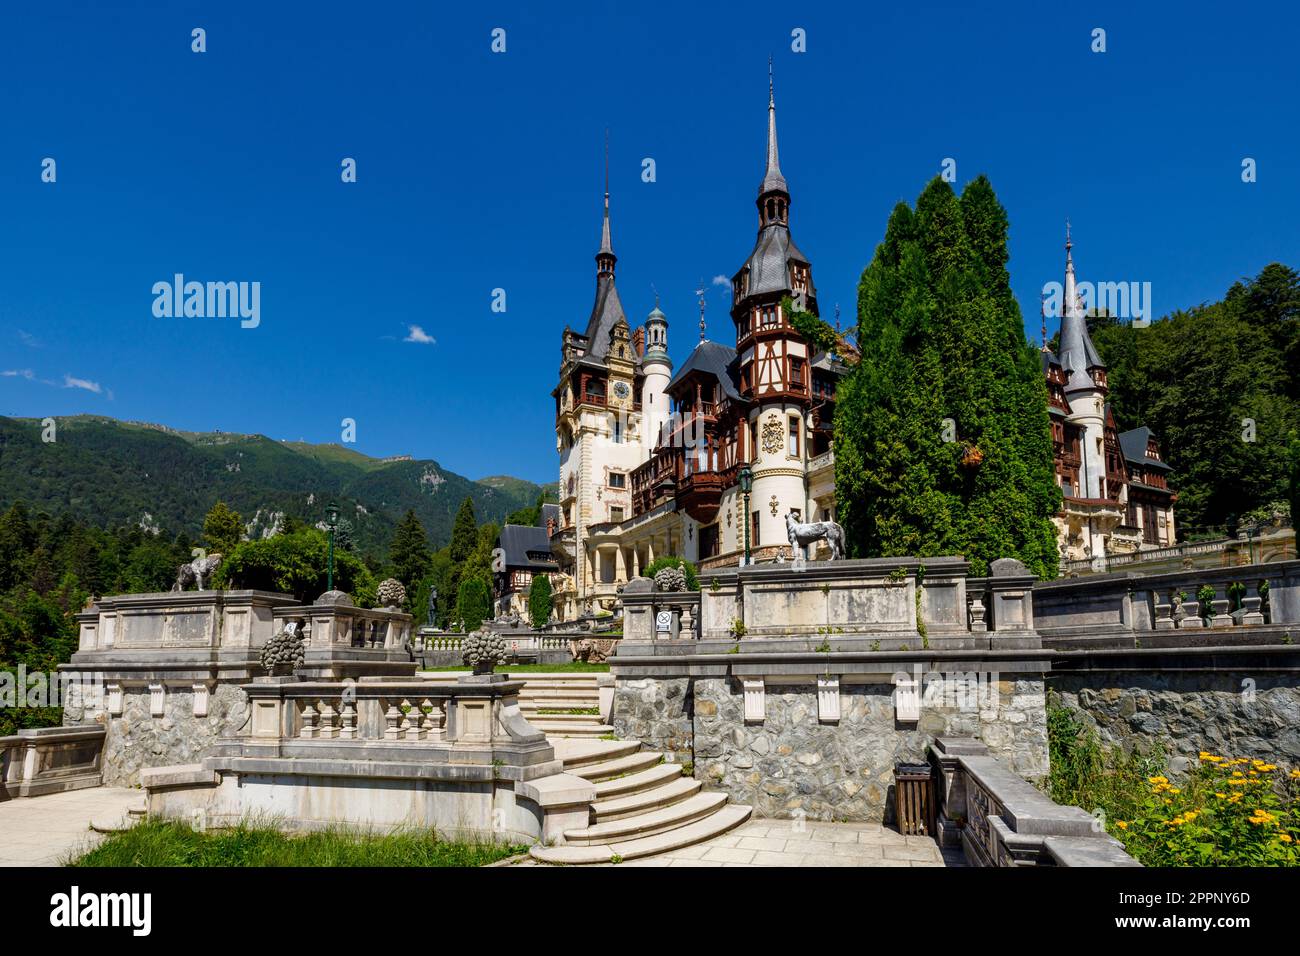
789;357;805;391
788;416;800;457
609;472;626;489
760;304;778;328
611;506;625;523
613;417;623;444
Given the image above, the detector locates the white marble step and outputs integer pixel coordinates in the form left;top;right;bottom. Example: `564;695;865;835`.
592;762;681;799
529;803;753;865
564;791;730;845
592;775;703;823
570;751;662;782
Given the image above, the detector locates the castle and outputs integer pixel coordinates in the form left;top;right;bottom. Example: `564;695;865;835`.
1043;230;1177;566
508;77;1175;621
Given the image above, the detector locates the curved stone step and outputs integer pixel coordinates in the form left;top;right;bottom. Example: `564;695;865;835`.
557;739;640;769
571;751;661;782
564;791;729;845
592;776;703;822
523;711;602;723
532;724;614;739
592;762;681;798
529;803;753;865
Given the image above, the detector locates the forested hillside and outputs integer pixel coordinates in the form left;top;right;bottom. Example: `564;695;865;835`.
0;415;550;557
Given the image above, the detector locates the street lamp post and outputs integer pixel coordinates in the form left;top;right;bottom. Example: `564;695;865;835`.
738;465;753;567
325;503;340;592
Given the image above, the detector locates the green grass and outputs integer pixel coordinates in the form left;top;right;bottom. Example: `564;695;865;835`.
536;707;600;715
66;820;525;867
422;662;610;673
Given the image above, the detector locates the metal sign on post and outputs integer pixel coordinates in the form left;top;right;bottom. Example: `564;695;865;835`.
655;610;672;633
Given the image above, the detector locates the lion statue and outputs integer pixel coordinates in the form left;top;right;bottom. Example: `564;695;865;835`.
173;553;223;592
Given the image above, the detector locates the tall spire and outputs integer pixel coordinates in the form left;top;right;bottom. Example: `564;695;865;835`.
759;57;788;197
1057;221;1105;393
596;130;615;277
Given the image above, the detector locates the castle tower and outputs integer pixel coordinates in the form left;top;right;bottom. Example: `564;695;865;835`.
1058;226;1108;500
641;302;672;455
729;64;818;553
551;154;645;616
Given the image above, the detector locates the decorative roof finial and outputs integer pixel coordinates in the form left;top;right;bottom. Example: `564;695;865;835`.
1065;217;1072;253
597;129;614;269
696;279;707;342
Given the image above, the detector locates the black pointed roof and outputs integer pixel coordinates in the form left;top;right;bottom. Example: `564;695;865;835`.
668;340;740;400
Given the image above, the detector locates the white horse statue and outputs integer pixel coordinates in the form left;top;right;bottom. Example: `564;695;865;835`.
785;512;846;561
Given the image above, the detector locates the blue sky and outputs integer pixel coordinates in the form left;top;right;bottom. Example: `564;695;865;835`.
2;1;1297;484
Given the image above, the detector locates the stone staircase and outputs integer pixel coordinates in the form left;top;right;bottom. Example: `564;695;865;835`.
513;673;614;739
528;739;752;864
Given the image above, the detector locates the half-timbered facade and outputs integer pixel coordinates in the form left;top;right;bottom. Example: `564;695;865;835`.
1043;234;1177;566
548;74;845;619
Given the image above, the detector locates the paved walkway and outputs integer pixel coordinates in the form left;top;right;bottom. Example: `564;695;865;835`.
0;788;141;866
512;818;959;867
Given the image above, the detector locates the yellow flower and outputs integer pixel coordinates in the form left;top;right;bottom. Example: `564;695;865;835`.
1149;775;1169;785
1215;792;1227;799
1281;834;1294;843
1115;821;1129;830
1289;769;1300;780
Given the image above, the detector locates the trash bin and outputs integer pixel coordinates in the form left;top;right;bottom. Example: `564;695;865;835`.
894;762;935;837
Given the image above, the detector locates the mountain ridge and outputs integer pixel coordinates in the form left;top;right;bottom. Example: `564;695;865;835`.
0;414;554;556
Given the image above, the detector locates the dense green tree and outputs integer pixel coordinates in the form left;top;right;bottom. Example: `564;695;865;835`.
528;574;553;628
455;576;491;633
835;176;1060;577
387;510;432;593
202;501;243;557
1090;263;1300;536
214;528;376;605
448;497;478;564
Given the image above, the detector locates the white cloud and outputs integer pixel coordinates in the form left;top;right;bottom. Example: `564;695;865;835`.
63;374;102;393
403;325;436;345
711;275;729;287
17;329;40;348
2;369;35;379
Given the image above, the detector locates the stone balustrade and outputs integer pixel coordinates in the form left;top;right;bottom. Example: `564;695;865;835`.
1034;559;1300;647
140;673;593;844
929;737;1138;867
272;593;415;680
620;556;1038;650
0;726;105;799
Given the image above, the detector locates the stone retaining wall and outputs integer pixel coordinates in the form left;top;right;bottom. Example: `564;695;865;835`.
612;670;1049;823
1049;670;1300;770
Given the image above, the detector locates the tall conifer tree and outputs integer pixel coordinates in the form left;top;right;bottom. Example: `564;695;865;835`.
835;176;1060;576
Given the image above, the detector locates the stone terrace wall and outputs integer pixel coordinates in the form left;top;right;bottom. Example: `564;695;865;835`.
1050;667;1300;771
64;683;252;787
692;677;1047;823
613;669;1048;823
